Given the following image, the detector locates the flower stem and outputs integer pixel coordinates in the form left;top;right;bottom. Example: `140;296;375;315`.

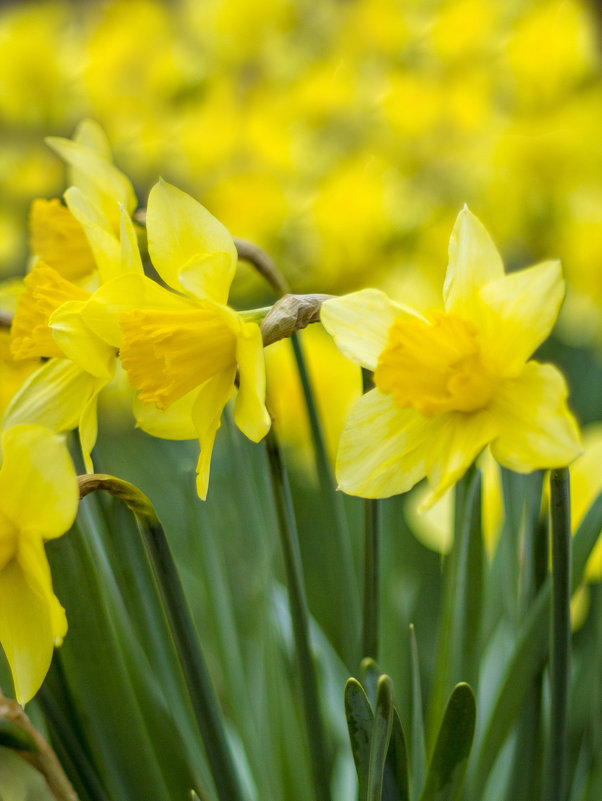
290;332;360;666
78;475;246;801
548;467;572;801
362;499;380;661
264;430;332;801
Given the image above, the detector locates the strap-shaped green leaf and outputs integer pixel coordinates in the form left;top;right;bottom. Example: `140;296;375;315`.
368;676;395;801
345;678;374;800
419;683;476;801
383;709;410;801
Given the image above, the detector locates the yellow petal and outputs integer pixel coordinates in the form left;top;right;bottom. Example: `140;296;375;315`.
132;389;199;441
82;273;191;349
479;260;564;375
422;410;498;508
0;424;78;539
79;392;100;474
443;206;504;318
0;537;67;705
46;135;136;220
64;186;120;282
3;359;104;437
234;322;271;442
72;118;112;160
119;205;143;275
336;389;433;498
50;301;116;379
489;361;582;472
320;289;422;371
10;262;90;361
29;198;96;281
191;368;237;500
146;179;237;303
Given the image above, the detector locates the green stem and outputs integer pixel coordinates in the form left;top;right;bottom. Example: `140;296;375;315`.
362;500;380;661
78;476;246;801
265;430;332;801
548;468;572;801
290;331;360;666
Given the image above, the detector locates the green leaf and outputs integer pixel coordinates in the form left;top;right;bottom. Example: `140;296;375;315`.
0;719;38;753
361;658;383;708
410;624;427;798
345;678;373;800
470;489;602;798
419;683;476;801
383;709;410;801
368;676;395;801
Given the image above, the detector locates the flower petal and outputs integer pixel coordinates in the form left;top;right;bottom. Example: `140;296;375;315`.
0;537;67;705
146;179;237;303
320;289;422;371
479;260;564;375
443;206;504;317
422;410;498;508
132;389;199;441
489;361;582;472
79;392;101;474
46;135;137;218
0;424;78;539
336;389;433;498
191;367;237;500
81;273;192;348
65;186;120;282
2;359;105;437
119;205;143;275
50;301;116;379
234;322;271;442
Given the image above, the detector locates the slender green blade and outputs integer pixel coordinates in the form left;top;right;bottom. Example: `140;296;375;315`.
383;709;410;801
368;676;394;801
410;624;427;798
470;489;602;798
547;468;571;801
344;678;373;800
419;683;476;801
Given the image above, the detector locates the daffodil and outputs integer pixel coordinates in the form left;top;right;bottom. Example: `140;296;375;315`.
0;424;78;705
321;207;582;505
80;179;271;499
4;121;141;471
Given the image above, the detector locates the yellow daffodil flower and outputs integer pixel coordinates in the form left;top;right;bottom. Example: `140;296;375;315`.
4;121;142;471
80;179;271;499
0;424;78;705
321;207;582;505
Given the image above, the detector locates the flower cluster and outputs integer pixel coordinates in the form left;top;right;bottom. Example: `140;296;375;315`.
0;122;586;710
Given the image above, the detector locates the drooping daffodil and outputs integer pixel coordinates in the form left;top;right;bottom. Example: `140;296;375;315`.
320;207;582;506
0;424;79;705
80;179;271;499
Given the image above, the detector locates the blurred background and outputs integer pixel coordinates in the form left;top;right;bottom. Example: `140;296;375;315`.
1;0;601;464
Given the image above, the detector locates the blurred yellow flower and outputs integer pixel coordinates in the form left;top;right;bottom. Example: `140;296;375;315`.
321;207;581;505
0;424;78;705
82;179;271;499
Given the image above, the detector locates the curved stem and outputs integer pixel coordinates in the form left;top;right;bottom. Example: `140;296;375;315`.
234;237;290;295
